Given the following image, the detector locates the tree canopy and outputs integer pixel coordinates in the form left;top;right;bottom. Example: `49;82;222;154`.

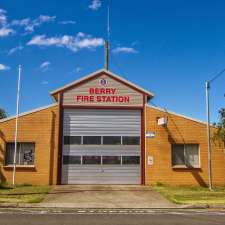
213;108;225;148
0;108;7;119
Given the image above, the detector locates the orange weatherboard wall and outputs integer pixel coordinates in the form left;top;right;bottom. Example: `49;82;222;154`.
145;106;225;186
0;104;59;185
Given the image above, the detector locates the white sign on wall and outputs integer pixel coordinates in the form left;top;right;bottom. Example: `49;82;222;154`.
145;132;155;138
157;117;168;126
147;156;154;166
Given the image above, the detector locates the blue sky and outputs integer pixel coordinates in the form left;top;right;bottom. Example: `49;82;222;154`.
0;0;224;122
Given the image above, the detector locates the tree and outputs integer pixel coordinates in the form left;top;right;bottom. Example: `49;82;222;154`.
0;108;6;119
213;108;225;148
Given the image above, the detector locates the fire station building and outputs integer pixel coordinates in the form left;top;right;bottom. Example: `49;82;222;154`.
0;69;224;186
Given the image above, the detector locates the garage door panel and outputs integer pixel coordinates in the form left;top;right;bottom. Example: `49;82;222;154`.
63;145;139;151
63;109;141;136
62;109;141;184
62;167;140;184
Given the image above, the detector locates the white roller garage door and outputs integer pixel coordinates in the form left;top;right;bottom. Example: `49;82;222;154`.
61;109;141;184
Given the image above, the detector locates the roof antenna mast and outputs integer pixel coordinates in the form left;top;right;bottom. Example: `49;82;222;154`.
105;3;110;70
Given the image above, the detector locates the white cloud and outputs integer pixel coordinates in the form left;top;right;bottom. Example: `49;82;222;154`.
75;67;82;73
41;80;49;85
89;0;102;10
0;9;7;25
0;9;15;37
0;27;14;37
0;63;10;71
11;18;30;26
131;41;139;46
59;20;76;25
0;9;56;38
112;47;138;54
40;61;51;71
11;15;56;33
27;32;104;52
8;45;23;55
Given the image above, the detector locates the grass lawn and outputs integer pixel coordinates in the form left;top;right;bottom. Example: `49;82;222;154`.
0;184;51;203
153;184;225;205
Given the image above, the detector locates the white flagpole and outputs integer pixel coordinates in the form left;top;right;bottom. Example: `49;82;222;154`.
12;65;22;187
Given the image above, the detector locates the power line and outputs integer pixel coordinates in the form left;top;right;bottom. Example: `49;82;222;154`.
208;67;225;83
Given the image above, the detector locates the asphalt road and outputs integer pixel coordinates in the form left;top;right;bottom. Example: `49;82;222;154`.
0;209;225;225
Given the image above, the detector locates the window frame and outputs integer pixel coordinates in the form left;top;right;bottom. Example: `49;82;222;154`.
4;142;36;166
82;155;101;165
102;156;121;165
122;136;140;145
63;155;81;165
102;136;122;145
83;136;102;145
64;136;82;145
62;135;141;146
171;144;200;168
122;156;140;165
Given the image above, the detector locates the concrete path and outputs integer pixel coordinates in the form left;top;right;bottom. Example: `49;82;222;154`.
43;185;176;208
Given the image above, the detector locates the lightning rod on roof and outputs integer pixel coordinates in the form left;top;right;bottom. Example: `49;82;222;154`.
104;3;110;71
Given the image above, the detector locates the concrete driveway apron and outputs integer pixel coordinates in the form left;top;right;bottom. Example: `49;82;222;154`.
43;185;176;208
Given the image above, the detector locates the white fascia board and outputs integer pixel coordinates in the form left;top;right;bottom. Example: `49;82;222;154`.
147;104;207;126
106;70;154;97
0;103;58;123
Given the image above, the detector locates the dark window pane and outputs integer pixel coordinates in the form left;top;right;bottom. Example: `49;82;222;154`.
63;156;81;164
5;142;35;165
64;136;81;145
103;136;121;145
102;156;121;164
5;143;14;165
172;144;185;166
22;143;35;165
83;136;101;145
185;144;199;167
122;136;140;145
83;156;101;164
122;156;140;165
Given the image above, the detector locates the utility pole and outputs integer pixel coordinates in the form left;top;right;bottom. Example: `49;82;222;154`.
205;81;212;190
205;67;225;191
105;40;109;70
104;4;110;71
12;65;22;187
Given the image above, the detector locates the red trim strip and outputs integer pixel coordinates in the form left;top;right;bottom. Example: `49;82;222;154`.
57;93;63;185
63;105;143;110
58;96;146;185
141;95;146;185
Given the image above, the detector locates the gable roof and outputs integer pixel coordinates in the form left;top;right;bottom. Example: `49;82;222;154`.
50;69;154;101
0;103;58;123
147;104;207;125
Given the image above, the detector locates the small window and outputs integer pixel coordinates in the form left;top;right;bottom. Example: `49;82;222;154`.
122;156;140;165
63;156;81;164
103;136;121;145
172;144;185;166
64;136;81;145
83;136;101;145
172;144;199;168
102;156;121;164
83;156;101;164
122;136;140;145
5;142;35;166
